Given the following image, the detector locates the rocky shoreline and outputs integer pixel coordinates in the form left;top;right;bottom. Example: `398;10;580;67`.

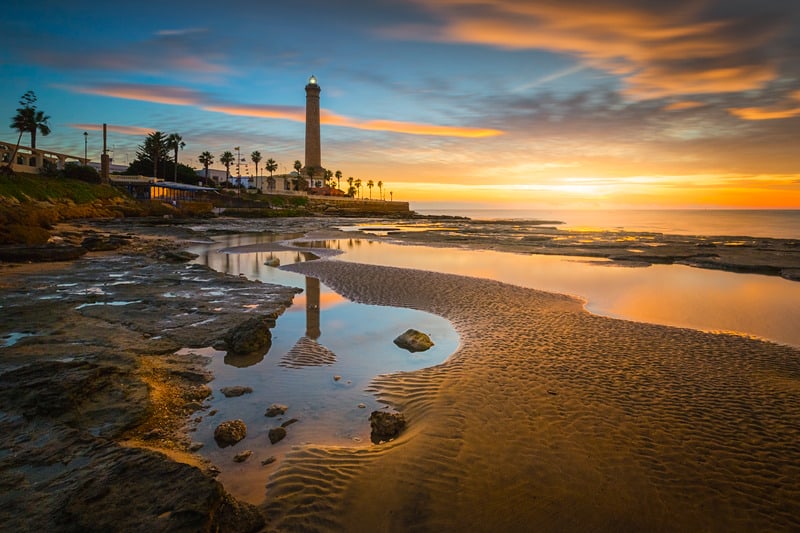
0;222;301;531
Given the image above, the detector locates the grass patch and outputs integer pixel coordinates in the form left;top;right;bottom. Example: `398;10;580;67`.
0;173;122;203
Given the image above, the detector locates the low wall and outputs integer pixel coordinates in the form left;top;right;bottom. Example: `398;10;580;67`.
308;196;410;215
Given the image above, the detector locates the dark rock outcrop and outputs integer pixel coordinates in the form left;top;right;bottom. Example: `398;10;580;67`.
0;244;87;262
220;386;253;398
224;315;277;355
369;411;407;444
214;419;247;447
58;446;264;533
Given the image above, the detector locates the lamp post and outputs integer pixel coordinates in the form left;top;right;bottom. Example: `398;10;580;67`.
83;132;88;163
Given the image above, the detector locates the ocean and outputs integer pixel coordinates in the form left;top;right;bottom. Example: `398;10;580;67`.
411;208;800;240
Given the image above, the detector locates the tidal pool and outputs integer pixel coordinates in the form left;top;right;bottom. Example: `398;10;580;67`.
186;235;459;503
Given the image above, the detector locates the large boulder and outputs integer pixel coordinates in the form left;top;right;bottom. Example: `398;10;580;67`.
393;329;434;353
369;411;406;444
224;315;277;355
214;419;247;447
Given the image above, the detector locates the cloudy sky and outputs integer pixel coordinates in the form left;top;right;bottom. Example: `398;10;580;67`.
3;0;799;209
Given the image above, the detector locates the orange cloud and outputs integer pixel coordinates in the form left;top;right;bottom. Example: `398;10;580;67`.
320;110;502;137
399;0;783;99
663;100;706;111
727;90;800;120
65;83;502;138
70;123;154;136
65;83;203;106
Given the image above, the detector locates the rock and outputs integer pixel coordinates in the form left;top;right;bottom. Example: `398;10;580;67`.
59;446;265;533
220;386;253;398
189;442;204;452
213;419;247;447
160;250;199;263
357;403;366;409
224;315;276;355
781;268;800;281
393;329;434;352
265;403;288;417
333;375;342;381
280;418;299;428
81;235;125;252
369;411;406;444
264;257;281;267
233;450;253;463
261;456;277;466
268;427;287;444
0;244;87;263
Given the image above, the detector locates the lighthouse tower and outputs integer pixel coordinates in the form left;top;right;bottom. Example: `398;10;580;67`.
304;75;322;174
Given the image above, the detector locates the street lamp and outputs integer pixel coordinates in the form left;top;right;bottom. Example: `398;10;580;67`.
83;132;88;163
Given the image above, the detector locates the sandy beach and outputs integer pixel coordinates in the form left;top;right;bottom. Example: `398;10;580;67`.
2;218;799;532
268;258;800;532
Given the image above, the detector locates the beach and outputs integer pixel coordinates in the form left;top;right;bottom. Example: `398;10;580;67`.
267;259;800;531
1;216;799;531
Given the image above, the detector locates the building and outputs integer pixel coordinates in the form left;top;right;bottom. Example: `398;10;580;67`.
0;142;86;173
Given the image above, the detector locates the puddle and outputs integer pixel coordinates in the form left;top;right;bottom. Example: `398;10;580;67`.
75;300;141;310
2;332;36;347
186;235;459;503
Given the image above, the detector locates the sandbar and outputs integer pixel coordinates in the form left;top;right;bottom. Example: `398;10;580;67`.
269;258;800;531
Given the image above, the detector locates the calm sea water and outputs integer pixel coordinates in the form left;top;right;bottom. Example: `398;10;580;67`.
412;208;800;240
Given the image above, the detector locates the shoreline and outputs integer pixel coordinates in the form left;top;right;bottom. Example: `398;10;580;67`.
272;258;800;531
2;217;800;531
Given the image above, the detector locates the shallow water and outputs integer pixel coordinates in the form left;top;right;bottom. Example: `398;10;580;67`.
186;235;459;502
413;208;800;239
298;237;800;347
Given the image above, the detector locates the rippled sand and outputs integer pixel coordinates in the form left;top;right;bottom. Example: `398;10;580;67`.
269;259;800;532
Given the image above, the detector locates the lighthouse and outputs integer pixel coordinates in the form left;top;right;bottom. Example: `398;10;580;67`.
304;75;322;174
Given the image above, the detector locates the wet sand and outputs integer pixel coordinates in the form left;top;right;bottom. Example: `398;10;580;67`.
270;258;800;532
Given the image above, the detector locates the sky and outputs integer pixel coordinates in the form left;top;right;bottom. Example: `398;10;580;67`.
2;0;799;209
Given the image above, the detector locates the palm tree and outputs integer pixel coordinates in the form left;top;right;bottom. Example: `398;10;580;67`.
167;133;185;182
335;170;342;191
251;150;262;190
347;176;354;197
198;151;214;183
220;151;235;182
367;179;374;199
293;160;303;190
355;178;362;199
377;180;384;200
4;91;50;174
265;158;277;191
17;91;51;150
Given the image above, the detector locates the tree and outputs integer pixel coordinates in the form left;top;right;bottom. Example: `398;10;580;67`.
367;179;374;199
16;91;51;149
378;180;384;200
167;133;185;182
347;176;354;197
135;131;170;179
4;91;51;175
335;170;342;191
293;160;303;190
355;178;362;199
220;151;235;181
265;158;277;190
251;150;262;190
198;151;214;182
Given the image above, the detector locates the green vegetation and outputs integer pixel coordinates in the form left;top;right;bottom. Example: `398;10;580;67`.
0;172;121;203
